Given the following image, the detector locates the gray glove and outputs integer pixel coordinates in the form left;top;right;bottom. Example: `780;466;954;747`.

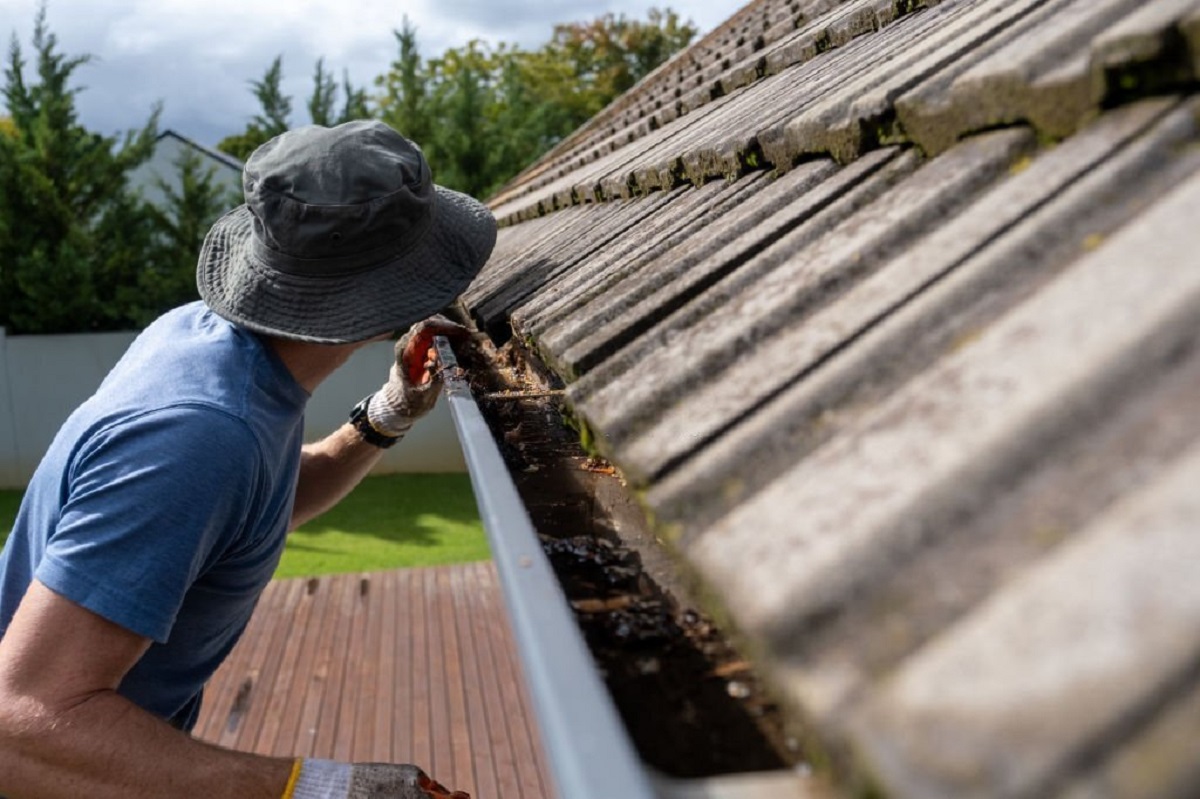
366;315;470;437
288;759;470;798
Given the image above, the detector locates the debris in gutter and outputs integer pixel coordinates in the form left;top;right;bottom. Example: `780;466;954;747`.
481;388;567;401
580;457;618;476
450;320;806;779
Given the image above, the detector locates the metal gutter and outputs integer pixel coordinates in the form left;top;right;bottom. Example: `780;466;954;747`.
434;336;659;799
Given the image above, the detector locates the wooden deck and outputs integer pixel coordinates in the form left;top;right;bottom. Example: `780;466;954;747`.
193;562;555;799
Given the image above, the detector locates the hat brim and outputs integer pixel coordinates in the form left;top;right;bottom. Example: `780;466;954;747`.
196;185;497;344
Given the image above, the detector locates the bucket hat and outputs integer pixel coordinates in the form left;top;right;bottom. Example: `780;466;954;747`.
197;120;497;343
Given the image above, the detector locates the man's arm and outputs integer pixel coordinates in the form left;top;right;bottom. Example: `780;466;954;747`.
289;316;468;531
0;579;294;799
291;424;387;529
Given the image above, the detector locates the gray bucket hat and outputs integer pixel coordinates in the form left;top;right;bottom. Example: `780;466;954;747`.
197;120;497;343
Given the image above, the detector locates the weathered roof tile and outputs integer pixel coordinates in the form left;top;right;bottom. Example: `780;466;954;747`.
689;114;1200;641
896;0;1197;155
644;96;1189;526
855;439;1200;799
464;0;1200;793
600;129;1033;481
562;147;915;401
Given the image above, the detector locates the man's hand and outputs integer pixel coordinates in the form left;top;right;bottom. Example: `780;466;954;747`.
366;315;470;437
349;763;470;799
288;759;470;798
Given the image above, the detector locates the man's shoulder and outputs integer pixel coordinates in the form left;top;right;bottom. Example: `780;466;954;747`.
110;303;299;414
80;403;262;474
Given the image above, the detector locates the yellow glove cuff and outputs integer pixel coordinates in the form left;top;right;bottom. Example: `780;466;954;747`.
281;758;303;799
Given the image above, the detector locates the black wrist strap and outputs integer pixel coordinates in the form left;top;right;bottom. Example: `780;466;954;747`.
348;395;401;449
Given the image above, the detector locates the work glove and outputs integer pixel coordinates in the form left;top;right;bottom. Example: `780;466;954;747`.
286;759;470;798
366;315;470;438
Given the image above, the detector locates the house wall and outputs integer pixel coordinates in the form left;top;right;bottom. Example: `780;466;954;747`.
126;134;242;210
0;328;465;489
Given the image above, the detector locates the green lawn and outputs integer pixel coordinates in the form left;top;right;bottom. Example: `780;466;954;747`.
0;473;489;578
281;473;488;577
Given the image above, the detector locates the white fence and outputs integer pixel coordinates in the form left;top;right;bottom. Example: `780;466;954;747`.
0;327;465;489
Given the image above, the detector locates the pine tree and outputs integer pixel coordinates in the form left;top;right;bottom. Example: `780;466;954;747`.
251;55;291;136
309;59;370;127
424;43;491;197
308;58;337;126
0;5;160;333
217;55;291;161
377;17;432;147
338;70;371;123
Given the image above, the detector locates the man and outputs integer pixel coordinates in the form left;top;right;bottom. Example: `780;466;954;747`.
0;120;495;798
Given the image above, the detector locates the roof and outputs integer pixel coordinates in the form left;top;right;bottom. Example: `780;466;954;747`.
460;0;1200;796
125;129;243;213
157;129;244;173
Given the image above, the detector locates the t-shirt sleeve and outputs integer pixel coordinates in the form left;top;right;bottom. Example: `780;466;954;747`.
36;405;263;643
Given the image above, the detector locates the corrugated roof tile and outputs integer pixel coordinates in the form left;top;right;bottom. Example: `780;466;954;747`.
689;117;1200;641
856;440;1200;799
464;0;1200;793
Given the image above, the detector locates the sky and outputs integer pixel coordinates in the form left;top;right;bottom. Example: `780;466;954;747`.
0;1;746;149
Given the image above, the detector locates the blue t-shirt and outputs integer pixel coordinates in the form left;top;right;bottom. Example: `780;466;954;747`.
0;302;309;730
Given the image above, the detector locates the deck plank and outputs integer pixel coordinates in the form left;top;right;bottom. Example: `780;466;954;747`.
466;562;522;799
311;572;357;757
439;566;474;790
195;564;554;799
388;569;415;764
453;564;500;799
238;578;305;754
406;567;434;770
290;573;342;757
373;569;400;762
353;571;384;760
476;563;554;798
424;567;453;782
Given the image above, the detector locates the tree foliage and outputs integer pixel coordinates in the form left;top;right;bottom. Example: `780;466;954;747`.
309;59;370;127
215;55;290;161
0;6;235;334
549;9;696;117
374;8;697;198
0;6;697;334
218;54;371;161
0;7;158;333
376;17;432;152
308;58;337;126
222;8;696;199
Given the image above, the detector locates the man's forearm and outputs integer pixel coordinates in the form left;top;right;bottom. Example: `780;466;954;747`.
0;685;293;799
289;318;459;530
290;423;387;529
